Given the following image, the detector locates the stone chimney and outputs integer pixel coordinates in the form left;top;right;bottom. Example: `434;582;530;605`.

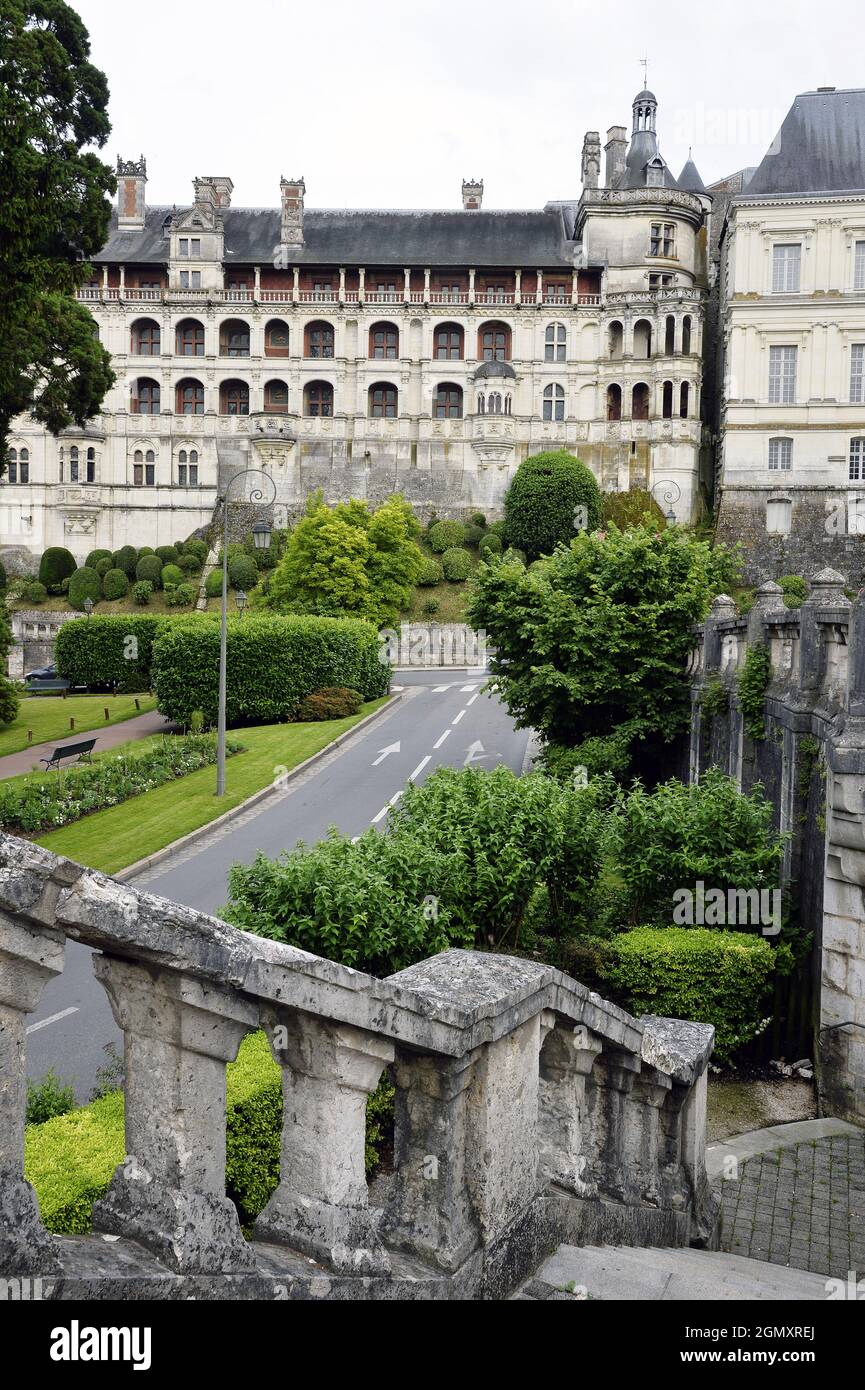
581;132;601;190
280;177;306;245
604;126;627;188
199;176;234;208
462;179;483;210
193;177;218;214
116;155;147;230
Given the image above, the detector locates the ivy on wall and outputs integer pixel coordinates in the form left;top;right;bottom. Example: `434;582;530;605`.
737;643;772;741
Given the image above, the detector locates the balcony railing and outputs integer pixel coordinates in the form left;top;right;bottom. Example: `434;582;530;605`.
76;286;608;310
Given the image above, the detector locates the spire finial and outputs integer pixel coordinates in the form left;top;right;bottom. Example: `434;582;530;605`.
640;54;649;88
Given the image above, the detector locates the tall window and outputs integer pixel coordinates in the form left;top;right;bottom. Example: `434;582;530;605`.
768;345;797;404
6;447;28;483
478;322;510;360
545;323;566;362
434;324;463;360
133;378;160;414
649;223;675;257
133;449;156;486
434;384;462;418
487;393;502;415
131;319;160;354
85;446;96;483
606;384;622;422
368;383;397;418
662;381;674;419
632;383;650;420
772;243;801;293
850;438;865;482
177;448;199;486
179;271;201;290
178;238;201;257
768;437;793;471
855;241;865;291
766;497;792;535
176;379;205;414
542;383;565;421
850;344;865;403
546;282;568;304
69;445;79;482
304;382;333;417
219;320;250;356
369;323;398;359
680;382;690;418
176;319;204;355
305;321;334;358
220;381;249;415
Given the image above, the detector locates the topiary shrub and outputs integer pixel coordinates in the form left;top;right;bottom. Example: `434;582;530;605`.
182;538;209;564
487;519;506;538
295;686;364;720
94;556;113;578
204;569;224;598
441;546;472;582
428;520;467;553
165;582;195;607
135;554;163;588
67;567;102;612
601;489;666;532
111;545;138;577
38;547;76;592
417;557;444;586
22;580;47;605
85;549;112;570
600;927;775;1062
102;568;129;601
503;450;601;560
160;563;184;589
463;524;485;549
228;553;259;592
779;574;807;608
177;552;201;575
132;581;153;606
155;545;179;566
470;512;487;528
502;547;526;565
136;546;155;559
55;614;167;689
479;532;503;559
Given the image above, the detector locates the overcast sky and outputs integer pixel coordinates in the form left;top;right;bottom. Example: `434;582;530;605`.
73;0;859;210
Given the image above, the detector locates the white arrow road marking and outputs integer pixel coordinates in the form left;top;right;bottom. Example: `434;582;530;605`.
452;709;466;726
463;741;490;766
391;685;405;691
409;755;431;782
433;729;451;749
460;684;478;692
26;1006;79;1034
372;741;401;766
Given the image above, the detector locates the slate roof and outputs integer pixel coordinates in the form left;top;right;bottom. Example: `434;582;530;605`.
744;88;865;196
616;130;680;191
93;206;579;267
474;360;517;379
677;156;708;195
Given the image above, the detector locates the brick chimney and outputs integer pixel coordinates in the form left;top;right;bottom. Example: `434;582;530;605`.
116;155;147;230
193;177;218;213
581;132;601;190
462;178;483;210
280;177;306;245
604;126;627;188
199;176;234;208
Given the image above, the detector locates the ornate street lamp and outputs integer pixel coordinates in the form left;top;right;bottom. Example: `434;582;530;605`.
83;597;94;618
216;469;276;795
235;589;247;618
651;479;682;526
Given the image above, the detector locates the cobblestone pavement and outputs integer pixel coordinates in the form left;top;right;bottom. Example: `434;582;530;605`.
720;1134;865;1280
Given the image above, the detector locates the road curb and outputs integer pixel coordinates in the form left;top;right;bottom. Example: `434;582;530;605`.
705;1116;862;1180
117;693;402;884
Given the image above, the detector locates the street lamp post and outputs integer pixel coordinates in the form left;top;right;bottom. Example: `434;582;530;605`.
216;469;276;796
235;590;247;618
651;479;682;526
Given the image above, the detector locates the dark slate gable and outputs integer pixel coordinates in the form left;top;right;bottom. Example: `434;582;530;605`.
745;89;865;196
94;206;578;267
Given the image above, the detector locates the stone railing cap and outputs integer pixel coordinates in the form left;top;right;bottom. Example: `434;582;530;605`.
640;1015;715;1083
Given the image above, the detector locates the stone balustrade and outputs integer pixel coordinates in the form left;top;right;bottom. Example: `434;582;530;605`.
0;832;717;1300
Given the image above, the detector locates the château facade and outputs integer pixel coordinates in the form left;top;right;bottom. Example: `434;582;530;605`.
1;88;711;562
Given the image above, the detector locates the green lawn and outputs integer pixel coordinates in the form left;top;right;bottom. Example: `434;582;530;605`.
0;694;158;759
34;700;389;874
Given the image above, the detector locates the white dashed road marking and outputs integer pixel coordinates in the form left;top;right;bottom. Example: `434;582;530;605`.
409;756;431;782
452;709;466;725
27;1007;79;1034
433;730;451;749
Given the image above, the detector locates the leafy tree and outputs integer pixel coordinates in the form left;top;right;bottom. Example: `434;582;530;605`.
503;450;601;560
467;522;740;749
0;603;20;726
0;0;115;462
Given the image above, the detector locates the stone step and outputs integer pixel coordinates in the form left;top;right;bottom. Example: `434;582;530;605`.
530;1243;830;1301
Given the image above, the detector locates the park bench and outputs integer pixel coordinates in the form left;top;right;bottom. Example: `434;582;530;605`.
39;738;96;770
24;678;71;695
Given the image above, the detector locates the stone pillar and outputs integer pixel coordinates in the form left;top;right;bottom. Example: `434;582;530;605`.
254;1009;393;1273
622;1067;672;1206
536;268;544;304
0;913;65;1273
799;568;847;694
515;268;522;305
703;593;737;672
91;955;259;1273
538;1022;603;1195
403;267;411;303
468;267;475;305
254;264;261;301
338;266;345;304
358;267;365;304
583;1050;640;1201
292;266;299;303
423;266;430;302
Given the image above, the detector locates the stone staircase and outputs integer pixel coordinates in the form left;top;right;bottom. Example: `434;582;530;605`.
519;1242;830;1300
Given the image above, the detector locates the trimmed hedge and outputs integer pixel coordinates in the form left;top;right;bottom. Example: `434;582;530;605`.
600;927;775;1061
441;546;471;581
161;563;184;589
152;614;390;726
228;553;259;591
417;557;444;586
503;450;601;560
428;520;466;553
67;566;102;612
204;569;223;598
111;546;138;577
55;613;167;688
155;545;179;565
85;549;112;570
22;580;47;604
165;581;195;607
479;532;503;558
38;547;76;591
102;567;129;601
135;554;163;588
94;556;113;578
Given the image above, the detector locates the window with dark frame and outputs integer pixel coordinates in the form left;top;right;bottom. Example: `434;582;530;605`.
435;384;462;418
305;382;333;417
434;325;463;360
369;384;397;418
176;320;205;355
221;382;250;415
370;324;398;359
306;322;335;358
176;380;205;414
542;383;565;421
131;319;160;354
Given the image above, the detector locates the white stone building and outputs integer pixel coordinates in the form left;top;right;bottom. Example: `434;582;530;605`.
2;89;711;563
715;88;865;580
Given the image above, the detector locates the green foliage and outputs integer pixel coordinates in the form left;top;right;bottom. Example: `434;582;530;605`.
26;1070;76;1125
0;559;6;590
177;551;201;575
441;546;471;581
135;553;163;587
295;686;363;720
0;733;238;835
464;524;485;548
422;598;440;615
101;567;128;601
264;492;424;628
601;927;775;1061
228;553;258;592
468;523;739;748
0;604;20;726
600;488;666;532
487;519;506;538
160;562;184;589
428;520;466;553
539;722;642;784
84;549;112;569
132;580;152;606
503;450;602;560
54;613;167;689
111;545;138;577
94;556;113;578
204;569;224;598
152;614;389;727
22;580;47;605
165;582;195;607
779;574;807;608
182;538;209;564
136;546;154;559
417;557;444;586
737;644;772;740
155;545;179;565
478;532;503;559
67;565;102;611
700;677;729;718
470;512;487;528
38;547;76;590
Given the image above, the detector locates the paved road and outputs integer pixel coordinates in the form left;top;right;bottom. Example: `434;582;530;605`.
26;669;530;1100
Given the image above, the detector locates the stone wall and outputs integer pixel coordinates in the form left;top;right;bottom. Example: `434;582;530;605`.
6;610;81;681
687;569;865;1123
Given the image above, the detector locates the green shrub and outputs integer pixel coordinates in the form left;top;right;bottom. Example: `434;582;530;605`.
155;545;179;565
177;552;202;575
22;580;47;605
487;519;506;538
205;569;224;598
67;566;102;612
470;512;487;528
441;547;471;581
737;644;772;741
152;614;390;727
295;686;363;720
463;524;485;549
422;598;440;615
136;546;154;559
503;450;602;560
428;520;466;553
85;549;112;570
502;547;526;565
779;574;807;608
26;1070;76;1125
228;553;259;591
417;557;444;586
38;547;76;591
160;562;184;589
182;538;209;564
132;580;152;606
111;545;138;577
102;567;129;601
94;556;113;578
55;613;167;689
135;554;163;588
479;532;503;558
601;927;775;1061
165;581;195;607
601;489;666;532
539;724;641;784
